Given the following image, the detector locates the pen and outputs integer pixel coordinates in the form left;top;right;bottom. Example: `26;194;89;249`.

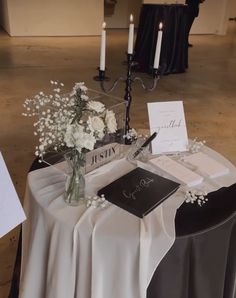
133;132;157;158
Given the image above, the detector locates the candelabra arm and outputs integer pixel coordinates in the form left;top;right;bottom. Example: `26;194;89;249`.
94;59;161;141
133;75;160;92
100;76;126;93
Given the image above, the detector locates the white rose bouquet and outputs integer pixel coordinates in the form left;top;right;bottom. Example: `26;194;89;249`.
23;81;118;205
23;81;118;162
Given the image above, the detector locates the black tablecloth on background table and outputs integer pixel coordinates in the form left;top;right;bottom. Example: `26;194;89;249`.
134;4;188;75
8;159;236;298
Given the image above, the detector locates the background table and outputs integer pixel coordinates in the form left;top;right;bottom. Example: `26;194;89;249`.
134;4;188;75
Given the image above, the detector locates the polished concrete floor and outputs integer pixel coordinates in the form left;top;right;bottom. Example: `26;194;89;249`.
0;23;236;298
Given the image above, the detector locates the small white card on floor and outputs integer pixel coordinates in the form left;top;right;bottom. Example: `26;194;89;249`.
149;155;203;187
183;152;229;178
0;152;26;238
147;101;188;154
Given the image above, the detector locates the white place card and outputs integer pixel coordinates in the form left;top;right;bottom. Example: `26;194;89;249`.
85;143;122;174
183;152;229;178
149;155;203;187
147;101;188;154
0;152;26;238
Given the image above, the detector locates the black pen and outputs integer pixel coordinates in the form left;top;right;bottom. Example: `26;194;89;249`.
133;132;157;158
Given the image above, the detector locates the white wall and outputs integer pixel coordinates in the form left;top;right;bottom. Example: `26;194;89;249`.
0;0;11;34
129;0;143;27
1;0;103;36
1;0;233;36
105;0;142;28
105;0;129;28
142;0;231;35
191;0;229;35
228;0;236;17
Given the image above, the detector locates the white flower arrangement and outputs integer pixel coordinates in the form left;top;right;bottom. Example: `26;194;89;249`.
22;81;118;161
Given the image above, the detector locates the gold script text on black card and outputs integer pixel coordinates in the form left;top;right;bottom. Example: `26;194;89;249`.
98;167;180;218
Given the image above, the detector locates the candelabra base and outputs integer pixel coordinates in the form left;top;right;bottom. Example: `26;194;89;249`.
93;75;110;82
94;69;110;82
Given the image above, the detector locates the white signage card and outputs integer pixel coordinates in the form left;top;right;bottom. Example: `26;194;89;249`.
149;155;203;187
0;152;26;238
147;101;189;154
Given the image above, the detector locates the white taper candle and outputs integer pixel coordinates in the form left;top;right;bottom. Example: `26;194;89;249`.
153;22;163;69
128;14;134;54
100;22;106;71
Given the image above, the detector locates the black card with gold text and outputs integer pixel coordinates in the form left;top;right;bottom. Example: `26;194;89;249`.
98;167;180;218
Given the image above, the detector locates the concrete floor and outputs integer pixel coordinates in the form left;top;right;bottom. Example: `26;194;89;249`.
0;23;236;298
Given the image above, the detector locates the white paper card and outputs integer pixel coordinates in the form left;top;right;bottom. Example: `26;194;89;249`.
147;101;188;154
183;152;229;178
149;155;203;187
0;152;26;238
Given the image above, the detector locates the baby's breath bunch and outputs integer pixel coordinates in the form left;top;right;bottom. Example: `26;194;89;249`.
188;138;206;153
123;128;138;142
184;189;208;206
22;81;118;161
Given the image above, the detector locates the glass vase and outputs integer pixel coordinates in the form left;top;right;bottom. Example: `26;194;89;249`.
64;151;86;206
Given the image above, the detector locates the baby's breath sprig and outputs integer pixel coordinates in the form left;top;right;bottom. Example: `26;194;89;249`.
123;128;138;142
184;189;208;206
188;138;206;153
86;194;108;208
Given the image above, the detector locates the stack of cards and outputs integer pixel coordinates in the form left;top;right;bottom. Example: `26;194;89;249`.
149;155;203;187
183;152;229;178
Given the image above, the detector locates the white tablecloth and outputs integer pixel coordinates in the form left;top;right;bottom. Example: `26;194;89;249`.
19;146;236;298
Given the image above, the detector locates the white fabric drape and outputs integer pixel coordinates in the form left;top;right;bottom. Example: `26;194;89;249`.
19;146;236;298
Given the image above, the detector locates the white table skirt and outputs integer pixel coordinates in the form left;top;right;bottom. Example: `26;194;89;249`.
19;146;236;298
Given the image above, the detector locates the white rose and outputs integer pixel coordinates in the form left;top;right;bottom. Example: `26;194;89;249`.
87;100;105;113
105;110;117;133
97;131;105;140
70;82;88;96
74;82;87;91
64;124;74;147
64;123;84;148
81;94;89;101
79;85;88;92
87;116;105;134
76;132;96;151
64;134;74;147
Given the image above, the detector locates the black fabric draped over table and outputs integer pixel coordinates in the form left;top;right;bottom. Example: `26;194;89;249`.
148;184;236;298
9;159;236;298
134;4;188;75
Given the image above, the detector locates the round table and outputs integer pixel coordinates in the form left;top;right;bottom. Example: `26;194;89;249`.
8;146;236;298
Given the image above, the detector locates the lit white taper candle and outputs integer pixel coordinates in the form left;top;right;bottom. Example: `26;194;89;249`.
153;22;163;69
128;14;134;54
100;22;106;71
